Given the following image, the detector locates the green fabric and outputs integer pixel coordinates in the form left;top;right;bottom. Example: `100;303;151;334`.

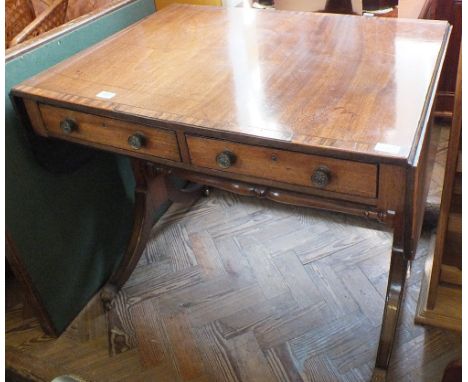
5;0;155;333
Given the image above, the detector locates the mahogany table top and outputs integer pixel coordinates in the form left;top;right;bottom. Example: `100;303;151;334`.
14;4;450;163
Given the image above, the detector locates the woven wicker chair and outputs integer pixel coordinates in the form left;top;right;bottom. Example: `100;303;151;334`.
6;0;68;48
5;0;35;46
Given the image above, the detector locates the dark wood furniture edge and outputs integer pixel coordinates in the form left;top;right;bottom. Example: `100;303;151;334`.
408;100;439;255
10;91;409;167
433;0;462;120
372;165;410;379
373;75;441;377
5;0;146;62
373;247;410;380
441;359;462;382
371;69;442;375
434;91;455;119
5;230;59;337
407;22;451;167
167;165;391;223
418;0;434;18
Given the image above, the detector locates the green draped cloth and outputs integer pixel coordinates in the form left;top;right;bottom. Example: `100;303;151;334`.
6;0;155;333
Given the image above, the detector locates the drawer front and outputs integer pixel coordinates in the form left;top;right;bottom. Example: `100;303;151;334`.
187;135;377;198
38;104;181;162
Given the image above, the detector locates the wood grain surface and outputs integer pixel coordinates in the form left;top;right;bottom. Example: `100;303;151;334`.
39;104;181;162
187;135;378;198
13;4;450;163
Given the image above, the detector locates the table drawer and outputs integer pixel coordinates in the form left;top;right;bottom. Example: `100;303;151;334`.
38;104;181;162
187;135;377;198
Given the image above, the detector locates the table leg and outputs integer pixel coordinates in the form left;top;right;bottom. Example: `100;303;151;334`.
372;226;410;380
100;160;170;311
100;161;206;355
101;161;207;310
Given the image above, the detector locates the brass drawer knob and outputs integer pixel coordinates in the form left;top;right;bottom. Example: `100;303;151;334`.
128;133;146;150
216;150;237;169
311;166;331;188
60;118;77;134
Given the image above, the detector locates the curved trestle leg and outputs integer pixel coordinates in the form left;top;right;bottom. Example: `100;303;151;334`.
100;160;205;355
100;160;168;311
372;236;410;380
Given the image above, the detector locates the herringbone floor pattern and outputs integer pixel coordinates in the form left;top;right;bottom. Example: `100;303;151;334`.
6;123;461;382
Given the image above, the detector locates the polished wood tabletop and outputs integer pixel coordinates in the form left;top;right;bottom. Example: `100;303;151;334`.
16;4;449;163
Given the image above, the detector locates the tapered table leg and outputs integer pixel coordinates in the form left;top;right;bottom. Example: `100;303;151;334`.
372;225;410;381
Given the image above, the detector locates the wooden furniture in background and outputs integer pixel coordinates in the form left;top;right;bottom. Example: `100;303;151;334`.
12;5;450;378
395;0;436;17
402;0;462;118
154;0;221;10
442;359;462;382
415;50;461;332
275;0;362;13
432;0;462;119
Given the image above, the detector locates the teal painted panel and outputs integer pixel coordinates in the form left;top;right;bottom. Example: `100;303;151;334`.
7;0;155;87
6;0;155;333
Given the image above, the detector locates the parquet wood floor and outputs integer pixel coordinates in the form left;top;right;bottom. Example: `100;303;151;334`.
6;123;461;382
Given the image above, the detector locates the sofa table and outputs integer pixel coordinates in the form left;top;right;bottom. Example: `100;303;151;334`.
12;4;450;378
